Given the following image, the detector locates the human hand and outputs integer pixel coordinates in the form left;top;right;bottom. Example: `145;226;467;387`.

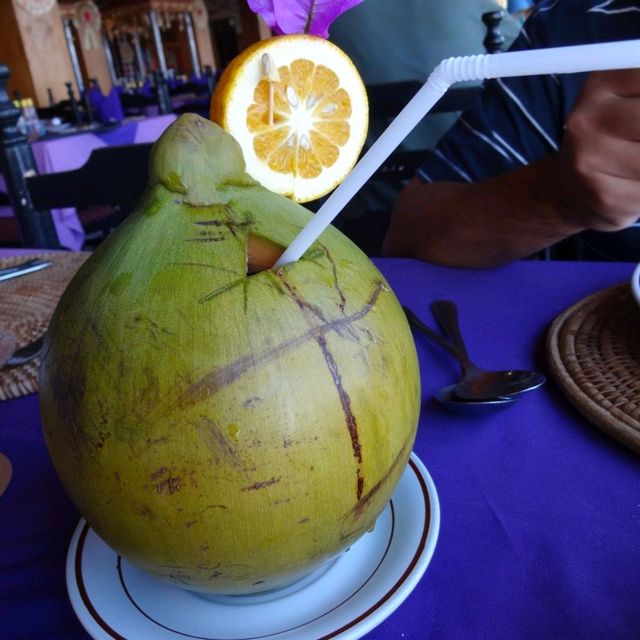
553;69;640;232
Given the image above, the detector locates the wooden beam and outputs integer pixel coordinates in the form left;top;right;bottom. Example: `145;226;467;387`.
0;1;77;107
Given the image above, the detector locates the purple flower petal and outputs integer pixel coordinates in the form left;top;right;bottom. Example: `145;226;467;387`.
247;0;277;29
248;0;364;38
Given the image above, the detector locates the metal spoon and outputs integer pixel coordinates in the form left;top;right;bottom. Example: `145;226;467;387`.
430;300;545;401
402;306;518;408
3;334;44;368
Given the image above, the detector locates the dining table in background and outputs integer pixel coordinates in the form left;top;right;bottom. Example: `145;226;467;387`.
0;115;176;250
1;253;639;639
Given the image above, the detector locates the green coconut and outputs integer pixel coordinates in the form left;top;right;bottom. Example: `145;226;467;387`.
40;114;420;595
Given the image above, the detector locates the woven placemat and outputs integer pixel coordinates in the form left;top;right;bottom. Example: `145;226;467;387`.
546;283;640;453
0;252;89;401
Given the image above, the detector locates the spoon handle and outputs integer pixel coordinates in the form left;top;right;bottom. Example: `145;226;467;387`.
402;306;467;363
430;301;474;371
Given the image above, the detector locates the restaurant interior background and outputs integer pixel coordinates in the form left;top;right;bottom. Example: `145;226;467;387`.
0;0;267;108
3;3;640;639
0;0;524;253
0;0;273;248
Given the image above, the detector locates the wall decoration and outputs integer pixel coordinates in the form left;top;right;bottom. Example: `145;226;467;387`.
14;0;55;16
192;0;209;30
73;0;102;50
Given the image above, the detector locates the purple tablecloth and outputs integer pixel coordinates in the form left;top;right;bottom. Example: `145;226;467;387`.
0;115;176;250
1;257;639;639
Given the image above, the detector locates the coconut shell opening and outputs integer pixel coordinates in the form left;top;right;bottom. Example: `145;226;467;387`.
247;233;284;274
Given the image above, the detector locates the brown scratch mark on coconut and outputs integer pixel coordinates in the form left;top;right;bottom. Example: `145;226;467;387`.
279;274;365;343
197;504;228;516
199;277;244;303
299;517;310;524
177;308;195;331
62;301;109;377
196;416;245;469
151;466;169;481
356;468;364;500
156;475;182;495
262;269;290;297
175;197;203;207
185;520;198;528
48;300;111;464
170;261;241;278
139;505;155;518
194;219;230;227
243;476;280;491
243;396;263;408
179;282;386;408
351;437;412;518
127;314;178;345
134;436;171;458
281;280;330;326
318;242;347;313
134;365;161;408
186;122;204;144
316;334;363;500
83;314;107;345
48;364;96;469
316;335;361;460
197;562;223;571
194;217;252;232
185;235;227;243
148;437;169;447
360;327;377;343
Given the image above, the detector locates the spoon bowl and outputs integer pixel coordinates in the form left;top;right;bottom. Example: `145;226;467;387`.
454;366;546;402
434;383;518;413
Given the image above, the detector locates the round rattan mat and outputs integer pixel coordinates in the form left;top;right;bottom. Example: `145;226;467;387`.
546;283;640;453
0;252;89;401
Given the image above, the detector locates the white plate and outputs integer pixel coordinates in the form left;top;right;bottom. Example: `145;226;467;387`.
66;452;439;640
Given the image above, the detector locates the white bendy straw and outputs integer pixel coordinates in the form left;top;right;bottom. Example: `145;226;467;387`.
273;39;640;268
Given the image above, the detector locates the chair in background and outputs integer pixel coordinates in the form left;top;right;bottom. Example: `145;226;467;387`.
25;143;152;248
119;67;217;120
0;65;151;250
120;70;173;118
170;66;218;118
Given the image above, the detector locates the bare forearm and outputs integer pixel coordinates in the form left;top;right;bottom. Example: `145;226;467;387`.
383;158;584;268
384;70;640;268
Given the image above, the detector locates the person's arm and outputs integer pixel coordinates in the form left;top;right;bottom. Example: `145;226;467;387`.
384;69;640;267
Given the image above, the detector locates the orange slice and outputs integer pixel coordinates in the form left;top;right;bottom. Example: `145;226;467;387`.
211;34;368;203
